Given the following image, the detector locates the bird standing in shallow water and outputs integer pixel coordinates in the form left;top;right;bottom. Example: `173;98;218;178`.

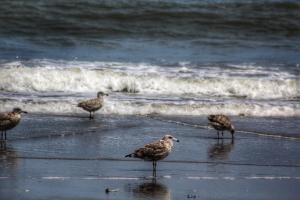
77;91;108;119
125;135;179;177
0;108;27;141
208;114;235;139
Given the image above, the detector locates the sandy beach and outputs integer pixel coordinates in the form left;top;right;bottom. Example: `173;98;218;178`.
1;114;299;200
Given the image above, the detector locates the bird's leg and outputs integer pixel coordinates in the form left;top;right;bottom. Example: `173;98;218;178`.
4;131;6;141
222;131;224;136
152;161;157;177
154;161;157;177
152;161;155;177
0;131;2;141
89;112;92;120
217;131;219;139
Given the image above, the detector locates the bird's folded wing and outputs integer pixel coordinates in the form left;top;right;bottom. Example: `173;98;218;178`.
0;113;11;120
0;120;11;127
0;113;12;126
78;99;93;106
134;140;166;157
144;141;167;154
209;121;223;127
78;98;100;107
209;115;231;127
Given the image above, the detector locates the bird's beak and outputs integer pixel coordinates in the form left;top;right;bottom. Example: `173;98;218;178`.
105;93;109;96
173;137;179;142
22;111;28;114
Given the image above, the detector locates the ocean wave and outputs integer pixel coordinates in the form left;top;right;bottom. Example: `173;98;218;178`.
0;61;298;100
0;0;299;41
0;97;299;117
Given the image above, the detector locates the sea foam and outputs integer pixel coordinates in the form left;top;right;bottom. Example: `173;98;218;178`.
0;60;298;100
0;60;299;117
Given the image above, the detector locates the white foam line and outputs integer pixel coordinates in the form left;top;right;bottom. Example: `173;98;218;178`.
93;177;140;180
77;177;104;180
0;177;9;179
245;176;300;180
187;176;300;180
223;177;236;180
42;176;140;180
163;175;172;179
30;176;300;181
238;130;300;140
148;116;300;140
42;176;71;180
187;176;219;180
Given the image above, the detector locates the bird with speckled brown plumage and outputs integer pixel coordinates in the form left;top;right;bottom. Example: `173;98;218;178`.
125;135;179;177
0;108;27;141
208;114;235;139
77;91;108;119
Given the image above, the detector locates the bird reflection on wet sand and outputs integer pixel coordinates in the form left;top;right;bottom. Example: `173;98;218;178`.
0;140;7;150
208;139;234;160
0;147;18;172
127;179;170;200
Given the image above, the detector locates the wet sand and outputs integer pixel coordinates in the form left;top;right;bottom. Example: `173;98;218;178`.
0;114;300;200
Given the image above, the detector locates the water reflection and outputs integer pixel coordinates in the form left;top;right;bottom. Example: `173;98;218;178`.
0;146;18;175
0;146;19;200
127;179;170;200
0;140;7;150
208;139;234;160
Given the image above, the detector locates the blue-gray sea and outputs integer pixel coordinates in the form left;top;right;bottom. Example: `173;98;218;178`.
0;0;299;117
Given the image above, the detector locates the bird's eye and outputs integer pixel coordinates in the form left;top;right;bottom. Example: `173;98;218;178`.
168;136;172;139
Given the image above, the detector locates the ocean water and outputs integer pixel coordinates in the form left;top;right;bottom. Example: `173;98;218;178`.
0;0;299;117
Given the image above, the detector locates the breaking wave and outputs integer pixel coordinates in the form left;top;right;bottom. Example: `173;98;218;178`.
0;60;299;117
0;96;298;117
0;60;299;100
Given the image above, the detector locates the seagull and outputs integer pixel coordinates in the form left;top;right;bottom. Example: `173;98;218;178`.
77;91;108;119
125;134;179;177
0;108;27;141
208;114;235;139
